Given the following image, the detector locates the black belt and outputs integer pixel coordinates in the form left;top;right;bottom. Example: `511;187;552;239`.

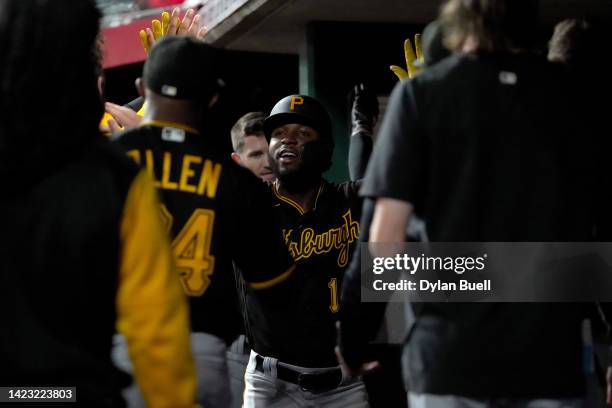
254;355;343;393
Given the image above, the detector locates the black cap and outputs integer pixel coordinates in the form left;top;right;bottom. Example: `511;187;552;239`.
263;95;332;142
143;36;221;101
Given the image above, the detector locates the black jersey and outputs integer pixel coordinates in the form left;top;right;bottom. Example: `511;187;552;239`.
0;140;135;405
360;54;592;397
1;138;196;406
246;180;362;367
115;122;293;342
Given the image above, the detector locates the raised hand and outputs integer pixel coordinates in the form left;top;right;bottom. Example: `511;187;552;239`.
390;34;423;81
350;83;379;137
139;8;207;54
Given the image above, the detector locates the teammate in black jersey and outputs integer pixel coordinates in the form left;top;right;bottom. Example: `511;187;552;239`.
114;36;294;408
242;95;369;407
0;2;197;407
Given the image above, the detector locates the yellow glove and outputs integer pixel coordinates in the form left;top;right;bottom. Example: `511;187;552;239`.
99;101;147;136
99;111;115;136
138;8;206;54
390;34;424;80
139;11;171;54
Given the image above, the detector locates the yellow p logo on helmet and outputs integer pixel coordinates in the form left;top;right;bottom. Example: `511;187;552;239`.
289;96;304;112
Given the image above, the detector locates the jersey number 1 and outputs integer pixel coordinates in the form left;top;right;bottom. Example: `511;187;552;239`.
163;208;216;296
328;278;339;313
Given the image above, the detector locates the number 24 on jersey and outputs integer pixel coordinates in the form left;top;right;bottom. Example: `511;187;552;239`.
161;205;215;296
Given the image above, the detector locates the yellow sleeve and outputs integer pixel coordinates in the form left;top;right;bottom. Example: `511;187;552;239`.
137;100;147;117
99;112;114;137
116;170;197;408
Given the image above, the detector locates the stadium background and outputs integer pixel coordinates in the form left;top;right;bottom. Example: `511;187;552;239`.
100;0;612;182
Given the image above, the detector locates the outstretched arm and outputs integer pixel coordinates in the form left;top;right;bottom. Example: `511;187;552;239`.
348;84;378;181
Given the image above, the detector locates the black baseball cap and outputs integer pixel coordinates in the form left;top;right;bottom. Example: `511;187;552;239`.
143;36;222;101
263;95;332;143
421;20;450;67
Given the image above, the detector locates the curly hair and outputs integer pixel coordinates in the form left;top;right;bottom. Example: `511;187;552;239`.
548;19;597;67
0;0;103;184
440;0;539;53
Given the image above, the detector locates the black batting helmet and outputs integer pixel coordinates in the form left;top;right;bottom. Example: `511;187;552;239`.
263;95;333;145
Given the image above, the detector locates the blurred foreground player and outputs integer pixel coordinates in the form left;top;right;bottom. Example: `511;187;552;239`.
0;1;196;407
114;37;295;408
242;95;368;407
339;0;604;406
549;18;612;404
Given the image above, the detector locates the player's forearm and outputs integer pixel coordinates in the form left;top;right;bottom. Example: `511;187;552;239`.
369;198;413;257
348;131;373;181
340;199;388;368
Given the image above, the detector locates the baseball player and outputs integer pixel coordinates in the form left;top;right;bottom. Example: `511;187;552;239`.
230;112;275;182
242;95;369;407
0;1;197;407
226;111;275;408
339;1;600;407
113;36;295;408
229;105;372;407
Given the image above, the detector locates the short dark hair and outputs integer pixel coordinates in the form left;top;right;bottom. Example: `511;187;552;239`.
231;112;266;153
440;0;539;53
548;19;597;67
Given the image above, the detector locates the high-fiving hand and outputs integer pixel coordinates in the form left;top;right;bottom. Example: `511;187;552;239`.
390;34;424;80
139;8;207;54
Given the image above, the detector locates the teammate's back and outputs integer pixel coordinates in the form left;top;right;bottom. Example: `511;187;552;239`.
404;52;590;242
112;36;294;408
114;36;294;337
359;18;593;398
116;122;282;340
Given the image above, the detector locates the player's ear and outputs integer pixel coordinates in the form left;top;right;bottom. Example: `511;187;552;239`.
230;152;242;166
208;93;219;108
135;78;145;97
97;75;105;97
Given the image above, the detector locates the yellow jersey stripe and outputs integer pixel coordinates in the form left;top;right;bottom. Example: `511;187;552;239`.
272;181;324;215
273;189;305;215
312;182;324;210
248;264;296;290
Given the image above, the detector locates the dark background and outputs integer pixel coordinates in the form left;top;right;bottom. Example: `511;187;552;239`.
104;50;299;153
102;18;591;181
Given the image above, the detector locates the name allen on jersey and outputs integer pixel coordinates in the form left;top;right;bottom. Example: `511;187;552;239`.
126;148;222;198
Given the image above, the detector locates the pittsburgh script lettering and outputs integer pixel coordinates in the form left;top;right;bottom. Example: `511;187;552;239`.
283;210;360;267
